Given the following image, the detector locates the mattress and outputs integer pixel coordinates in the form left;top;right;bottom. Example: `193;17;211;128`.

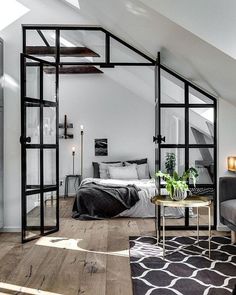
80;178;188;218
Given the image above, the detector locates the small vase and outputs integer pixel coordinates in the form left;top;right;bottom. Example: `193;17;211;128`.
172;189;187;201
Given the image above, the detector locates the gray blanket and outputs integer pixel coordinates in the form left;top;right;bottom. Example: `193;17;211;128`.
72;182;140;220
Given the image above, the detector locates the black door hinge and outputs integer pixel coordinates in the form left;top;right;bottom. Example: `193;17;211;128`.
20;136;31;144
153;135;165;144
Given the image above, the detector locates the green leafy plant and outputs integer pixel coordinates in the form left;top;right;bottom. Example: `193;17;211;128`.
165;153;176;175
156;168;199;199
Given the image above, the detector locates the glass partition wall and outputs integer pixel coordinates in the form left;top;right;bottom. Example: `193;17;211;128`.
21;26;217;243
156;66;217;230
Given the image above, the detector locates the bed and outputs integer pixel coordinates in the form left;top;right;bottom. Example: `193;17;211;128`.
72;159;189;220
72;177;156;219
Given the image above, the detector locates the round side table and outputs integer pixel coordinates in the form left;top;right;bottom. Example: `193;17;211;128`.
151;195;212;258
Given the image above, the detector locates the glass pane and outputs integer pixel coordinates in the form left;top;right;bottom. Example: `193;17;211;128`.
26;149;40;191
60;30;105;63
189;148;214;185
26;102;40;144
26;194;40;239
189;199;214;226
110;38;148;63
161;108;185;144
26;30;56;62
189;108;214;144
159;187;185;225
161;70;185;104
43;65;56;102
44;107;56;144
189;87;214;104
160;148;185;176
26;63;40;99
44;191;57;233
44;149;56;187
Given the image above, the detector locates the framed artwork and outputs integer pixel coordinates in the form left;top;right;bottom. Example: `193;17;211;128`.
95;138;108;156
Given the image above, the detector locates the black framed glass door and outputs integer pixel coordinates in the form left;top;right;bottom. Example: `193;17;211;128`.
20;54;59;242
155;65;217;230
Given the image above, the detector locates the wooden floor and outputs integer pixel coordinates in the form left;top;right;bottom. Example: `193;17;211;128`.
0;197;229;295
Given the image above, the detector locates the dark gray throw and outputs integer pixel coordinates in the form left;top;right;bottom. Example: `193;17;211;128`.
72;182;140;220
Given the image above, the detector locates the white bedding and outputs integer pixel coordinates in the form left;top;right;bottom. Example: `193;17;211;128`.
80;178;189;218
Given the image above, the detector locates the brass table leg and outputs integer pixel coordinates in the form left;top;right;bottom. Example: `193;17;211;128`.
208;205;211;258
155;205;159;245
197;206;199;243
163;206;165;258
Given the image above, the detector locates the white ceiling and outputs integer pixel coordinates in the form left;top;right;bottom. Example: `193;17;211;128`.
140;0;236;60
59;0;236;106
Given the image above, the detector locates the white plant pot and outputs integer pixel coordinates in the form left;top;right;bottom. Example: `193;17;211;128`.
172;189;187;201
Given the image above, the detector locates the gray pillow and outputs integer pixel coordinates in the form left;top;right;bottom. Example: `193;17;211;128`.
125;162;150;179
126;158;147;165
93;161;121;178
99;162;123;179
108;165;138;180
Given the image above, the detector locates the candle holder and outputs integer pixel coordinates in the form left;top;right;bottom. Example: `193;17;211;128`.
72;147;75;175
80;125;84;179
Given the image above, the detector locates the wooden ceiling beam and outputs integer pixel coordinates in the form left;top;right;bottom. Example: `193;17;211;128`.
44;66;103;74
26;46;100;57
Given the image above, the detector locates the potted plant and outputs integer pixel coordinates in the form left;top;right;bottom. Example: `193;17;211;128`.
165;152;176;176
156;168;199;201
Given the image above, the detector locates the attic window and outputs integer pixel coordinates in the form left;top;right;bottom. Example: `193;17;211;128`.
65;0;80;9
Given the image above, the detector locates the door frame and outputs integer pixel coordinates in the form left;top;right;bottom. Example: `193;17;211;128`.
155;54;217;230
20;53;59;243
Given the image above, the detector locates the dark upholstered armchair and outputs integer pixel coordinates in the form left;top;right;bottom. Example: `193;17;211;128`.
219;177;236;243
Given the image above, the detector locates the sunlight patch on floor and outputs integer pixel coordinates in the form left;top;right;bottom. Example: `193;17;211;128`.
0;282;62;295
36;236;129;257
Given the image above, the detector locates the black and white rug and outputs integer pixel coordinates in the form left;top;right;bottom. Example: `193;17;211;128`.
129;236;236;295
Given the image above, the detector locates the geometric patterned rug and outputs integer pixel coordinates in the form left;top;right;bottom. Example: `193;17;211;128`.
129;236;236;295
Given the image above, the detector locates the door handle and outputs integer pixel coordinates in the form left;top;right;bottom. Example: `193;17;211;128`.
153;135;166;144
20;136;31;144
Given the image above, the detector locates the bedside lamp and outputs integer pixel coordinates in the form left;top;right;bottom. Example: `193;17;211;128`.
227;156;236;172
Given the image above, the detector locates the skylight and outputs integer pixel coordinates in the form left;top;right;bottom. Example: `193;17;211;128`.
0;0;29;32
64;0;80;9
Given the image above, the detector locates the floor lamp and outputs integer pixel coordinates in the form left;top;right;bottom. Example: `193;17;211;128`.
80;125;84;179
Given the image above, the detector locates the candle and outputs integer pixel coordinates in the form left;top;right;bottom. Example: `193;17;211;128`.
72;146;75;153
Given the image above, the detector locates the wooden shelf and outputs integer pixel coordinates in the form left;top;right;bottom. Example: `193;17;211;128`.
59;123;73;128
59;134;74;139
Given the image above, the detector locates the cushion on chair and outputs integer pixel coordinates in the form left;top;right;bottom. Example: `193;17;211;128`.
221;200;236;225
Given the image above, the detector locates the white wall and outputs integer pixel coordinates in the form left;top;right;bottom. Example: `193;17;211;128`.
59;68;155;195
0;0;93;230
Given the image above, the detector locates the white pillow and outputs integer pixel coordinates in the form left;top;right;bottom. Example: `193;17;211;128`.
108;165;138;180
125;162;150;179
99;162;122;179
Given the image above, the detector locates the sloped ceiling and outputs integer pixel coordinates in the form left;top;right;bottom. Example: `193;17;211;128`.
61;0;236;105
140;0;236;60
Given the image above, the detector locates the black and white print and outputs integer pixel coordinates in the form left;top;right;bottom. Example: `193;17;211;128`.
129;236;236;295
95;138;108;156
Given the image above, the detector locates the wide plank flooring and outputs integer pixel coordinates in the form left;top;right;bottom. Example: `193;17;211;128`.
0;197;229;295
